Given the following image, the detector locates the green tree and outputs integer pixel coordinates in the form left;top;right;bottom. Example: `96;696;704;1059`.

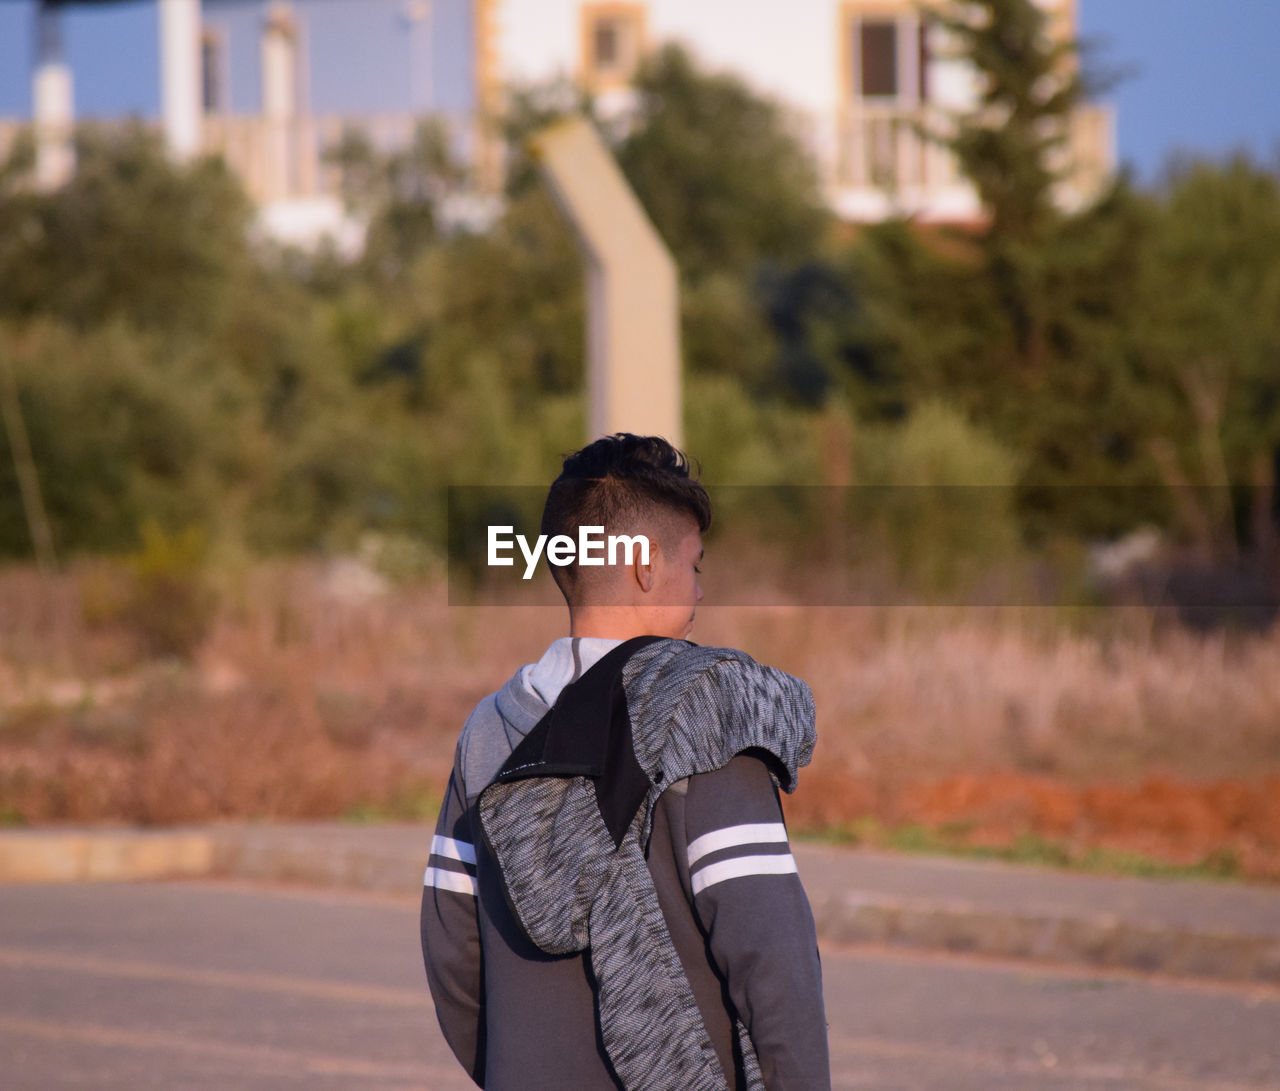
842;0;1151;537
0;320;256;556
854;400;1024;594
1126;156;1280;564
616;44;829;282
613;45;855;401
327;118;468;283
925;0;1095;372
0;122;252;335
839;220;1000;421
401;188;585;405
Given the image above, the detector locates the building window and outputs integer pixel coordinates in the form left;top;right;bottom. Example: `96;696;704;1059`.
844;6;930;106
840;5;934;192
581;4;644;90
860;20;898;98
594;20;621;70
201;30;225;114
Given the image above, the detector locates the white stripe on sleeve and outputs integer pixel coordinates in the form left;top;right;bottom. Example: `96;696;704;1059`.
423;866;477;897
430;835;477;866
686;822;788;867
690;852;798;896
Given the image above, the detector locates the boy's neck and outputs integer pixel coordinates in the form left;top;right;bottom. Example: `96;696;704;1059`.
569;605;650;641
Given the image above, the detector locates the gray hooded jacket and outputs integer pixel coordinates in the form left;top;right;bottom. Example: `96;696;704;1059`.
421;636;831;1090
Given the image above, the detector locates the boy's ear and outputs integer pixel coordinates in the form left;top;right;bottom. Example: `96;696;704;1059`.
634;536;660;593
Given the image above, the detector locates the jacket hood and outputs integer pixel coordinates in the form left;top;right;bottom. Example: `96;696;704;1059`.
478;639;815;955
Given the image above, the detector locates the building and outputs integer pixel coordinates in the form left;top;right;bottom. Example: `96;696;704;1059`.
0;0;488;244
494;0;1114;221
198;0;482;200
0;0;1113;234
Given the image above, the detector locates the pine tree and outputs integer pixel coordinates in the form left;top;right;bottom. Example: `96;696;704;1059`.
840;1;1165;539
926;0;1091;372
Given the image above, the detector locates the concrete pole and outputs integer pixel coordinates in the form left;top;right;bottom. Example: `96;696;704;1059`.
405;0;434;114
530;118;682;445
159;0;202;160
261;3;298;200
33;1;74;190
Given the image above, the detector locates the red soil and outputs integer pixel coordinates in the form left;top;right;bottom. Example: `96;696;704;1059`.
786;767;1280;879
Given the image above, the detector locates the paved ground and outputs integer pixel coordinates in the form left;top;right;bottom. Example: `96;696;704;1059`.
7;824;1279;984
3;880;1278;1090
222;824;1280;943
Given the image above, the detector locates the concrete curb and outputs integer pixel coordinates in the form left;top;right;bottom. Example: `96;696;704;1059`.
209;826;432;892
808;889;1280;987
0;828;218;883
3;826;1278;987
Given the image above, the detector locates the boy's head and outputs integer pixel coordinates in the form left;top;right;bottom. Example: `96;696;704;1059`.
542;434;711;632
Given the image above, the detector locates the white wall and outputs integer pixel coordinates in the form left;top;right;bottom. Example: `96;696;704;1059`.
493;0;991;130
494;0;580;85
649;0;840;115
497;0;843;111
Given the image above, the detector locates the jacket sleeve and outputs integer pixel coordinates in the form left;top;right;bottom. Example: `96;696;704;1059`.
420;746;485;1086
680;753;831;1090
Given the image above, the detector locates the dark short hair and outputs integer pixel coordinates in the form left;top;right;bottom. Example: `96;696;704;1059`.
541;434;711;595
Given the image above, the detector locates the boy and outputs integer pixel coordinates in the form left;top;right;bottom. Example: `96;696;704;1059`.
421;434;830;1090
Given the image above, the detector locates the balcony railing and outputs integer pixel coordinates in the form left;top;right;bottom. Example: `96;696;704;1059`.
201;110;477;204
834;103;959;195
0;112;477;205
829;101;1114;218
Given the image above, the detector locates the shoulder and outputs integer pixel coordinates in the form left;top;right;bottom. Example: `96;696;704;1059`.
455;692;502;800
683;751;782;813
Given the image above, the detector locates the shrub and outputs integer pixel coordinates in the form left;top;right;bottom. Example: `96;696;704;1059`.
854;400;1024;597
106;522;218;660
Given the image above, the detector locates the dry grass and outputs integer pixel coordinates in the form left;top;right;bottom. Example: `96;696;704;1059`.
1;562;1278;875
0;560;554;824
691;606;1280;877
690;605;1280;785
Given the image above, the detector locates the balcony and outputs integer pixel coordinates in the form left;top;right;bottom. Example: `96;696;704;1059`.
828;101;1115;222
201;110;478;205
0;111;479;207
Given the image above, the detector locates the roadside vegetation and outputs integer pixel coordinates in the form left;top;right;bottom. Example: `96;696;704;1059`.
1;1;1277;879
2;561;1279;881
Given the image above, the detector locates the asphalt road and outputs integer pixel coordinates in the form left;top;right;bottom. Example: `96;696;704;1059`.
1;880;1278;1090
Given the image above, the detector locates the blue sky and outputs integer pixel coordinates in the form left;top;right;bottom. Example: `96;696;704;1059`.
1076;0;1280;183
0;0;1277;186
